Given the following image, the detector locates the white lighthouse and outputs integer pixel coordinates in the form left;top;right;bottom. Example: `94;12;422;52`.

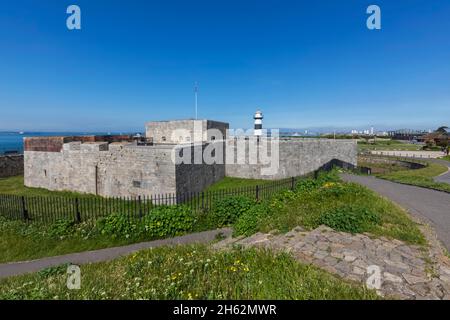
254;110;263;136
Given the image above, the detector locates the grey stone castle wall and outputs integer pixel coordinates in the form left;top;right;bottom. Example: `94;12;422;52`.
225;138;357;180
24;141;226;198
24;138;356;196
0;155;24;178
175;141;226;195
145;120;228;144
25;142;177;197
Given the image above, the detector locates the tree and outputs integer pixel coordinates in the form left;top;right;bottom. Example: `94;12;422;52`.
434;126;449;154
436;126;449;134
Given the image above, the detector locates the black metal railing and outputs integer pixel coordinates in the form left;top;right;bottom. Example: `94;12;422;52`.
0;176;298;226
0;159;366;226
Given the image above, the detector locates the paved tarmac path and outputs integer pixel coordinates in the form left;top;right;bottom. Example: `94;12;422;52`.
428;158;450;184
341;174;450;251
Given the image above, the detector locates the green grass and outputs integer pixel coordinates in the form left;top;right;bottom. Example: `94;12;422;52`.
0;175;271;196
204;176;270;191
0;175;271;263
256;174;426;245
0;217;147;263
441;155;450;161
377;162;450;193
357;160;412;175
0;171;426;264
358;140;422;152
0;244;379;300
0;176;99;198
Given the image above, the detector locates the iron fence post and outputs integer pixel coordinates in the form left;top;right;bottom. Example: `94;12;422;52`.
75;198;81;223
138;195;143;218
255;185;259;201
21;196;29;221
201;192;204;210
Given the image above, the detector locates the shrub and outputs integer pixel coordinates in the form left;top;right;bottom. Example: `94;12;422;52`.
268;189;297;211
209;196;255;227
295;178;322;193
141;205;196;238
48;219;76;238
318;205;381;234
234;203;271;236
96;213;139;239
295;170;340;194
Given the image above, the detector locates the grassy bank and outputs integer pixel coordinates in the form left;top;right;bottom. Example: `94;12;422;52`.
0;176;98;198
0;175;267;262
0;217;137;263
377;162;450;193
204;177;268;191
253;173;426;245
0;171;426;263
358;140;422;152
0;175;271;196
0;244;378;300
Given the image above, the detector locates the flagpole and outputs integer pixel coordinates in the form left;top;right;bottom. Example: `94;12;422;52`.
194;82;198;120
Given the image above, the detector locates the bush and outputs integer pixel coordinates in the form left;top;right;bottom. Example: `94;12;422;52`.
295;170;340;194
295;178;322;193
268;189;297;211
318;205;381;234
96;213;139;239
209;196;256;227
234;203;271;236
48;219;76;238
141;205;196;238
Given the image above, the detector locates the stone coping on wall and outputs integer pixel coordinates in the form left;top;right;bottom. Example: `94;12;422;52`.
24;135;135;152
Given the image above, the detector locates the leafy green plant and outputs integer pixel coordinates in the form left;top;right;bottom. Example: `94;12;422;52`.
295;170;340;194
48;219;76;238
234;203;271;236
318;205;381;234
295;178;322;193
209;196;256;227
96;213;139;239
141;205;196;238
268;189;297;211
38;263;70;278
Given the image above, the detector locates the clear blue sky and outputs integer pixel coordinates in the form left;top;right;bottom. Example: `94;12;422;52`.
0;0;449;132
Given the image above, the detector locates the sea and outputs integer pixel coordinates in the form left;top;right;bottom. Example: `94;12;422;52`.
0;131;135;155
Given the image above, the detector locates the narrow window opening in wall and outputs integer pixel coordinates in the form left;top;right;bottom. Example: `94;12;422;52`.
133;180;142;188
179;149;184;157
211;149;216;157
44;170;47;177
162;136;166;142
211;136;216;141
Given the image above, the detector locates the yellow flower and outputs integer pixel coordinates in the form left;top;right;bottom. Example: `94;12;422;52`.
323;182;336;188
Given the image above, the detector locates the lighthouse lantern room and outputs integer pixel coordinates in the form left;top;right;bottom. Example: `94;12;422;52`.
253;110;263;136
